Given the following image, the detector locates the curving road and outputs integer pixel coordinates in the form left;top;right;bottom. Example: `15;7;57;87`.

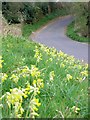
30;15;89;63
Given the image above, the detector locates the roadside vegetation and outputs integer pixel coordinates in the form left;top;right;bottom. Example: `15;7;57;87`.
66;21;89;43
22;8;68;38
1;2;89;119
65;2;89;43
0;35;88;118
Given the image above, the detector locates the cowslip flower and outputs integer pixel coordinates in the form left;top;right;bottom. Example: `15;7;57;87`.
0;73;8;82
66;74;72;81
50;71;55;81
34;46;42;63
6;88;26;117
81;70;88;77
30;98;41;118
32;98;41;107
71;106;80;114
30;65;40;78
60;63;65;68
37;79;44;88
10;74;19;83
0;56;4;69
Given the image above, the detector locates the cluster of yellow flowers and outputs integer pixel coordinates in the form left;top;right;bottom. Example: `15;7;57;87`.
0;56;8;83
0;43;88;118
30;98;41;118
0;56;44;118
30;65;40;78
0;73;8;82
6;88;25;117
35;44;88;83
34;46;42;63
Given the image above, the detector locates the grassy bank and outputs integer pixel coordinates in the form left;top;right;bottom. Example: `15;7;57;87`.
1;35;88;118
22;9;69;38
66;21;89;43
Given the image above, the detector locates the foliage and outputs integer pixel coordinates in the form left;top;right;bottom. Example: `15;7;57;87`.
0;35;88;118
21;3;43;24
2;2;23;24
66;21;89;43
2;2;68;25
22;8;68;38
70;3;88;37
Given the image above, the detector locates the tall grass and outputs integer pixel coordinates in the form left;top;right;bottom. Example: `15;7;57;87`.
0;35;88;118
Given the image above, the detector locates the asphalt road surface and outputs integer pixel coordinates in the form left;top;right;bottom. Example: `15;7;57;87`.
31;16;89;63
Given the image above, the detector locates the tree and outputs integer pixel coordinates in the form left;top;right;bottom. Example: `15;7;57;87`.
70;2;88;37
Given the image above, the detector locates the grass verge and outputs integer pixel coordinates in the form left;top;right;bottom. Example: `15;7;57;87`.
66;21;89;43
1;35;88;118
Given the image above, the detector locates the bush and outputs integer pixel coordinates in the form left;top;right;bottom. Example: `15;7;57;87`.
2;2;20;24
66;21;89;43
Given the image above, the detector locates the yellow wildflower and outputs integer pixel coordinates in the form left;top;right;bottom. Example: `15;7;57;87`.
50;71;55;81
30;65;40;78
1;73;8;82
0;56;4;68
66;74;72;81
33;80;37;86
10;74;19;83
60;63;65;68
81;71;88;77
33;106;38;111
33;98;41;107
72;106;80;114
37;79;44;88
34;46;42;62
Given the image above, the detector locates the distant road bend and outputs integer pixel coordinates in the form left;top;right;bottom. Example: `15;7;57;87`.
31;15;89;63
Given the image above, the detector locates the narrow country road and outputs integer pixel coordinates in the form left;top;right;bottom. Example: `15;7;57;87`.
31;15;89;63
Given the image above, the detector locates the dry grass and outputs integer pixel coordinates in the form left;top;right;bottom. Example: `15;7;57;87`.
1;14;22;37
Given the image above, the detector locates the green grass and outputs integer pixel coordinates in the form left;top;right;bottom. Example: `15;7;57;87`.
1;35;88;118
22;9;69;38
66;21;89;43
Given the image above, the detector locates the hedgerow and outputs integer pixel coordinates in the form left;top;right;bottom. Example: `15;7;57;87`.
66;21;89;43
